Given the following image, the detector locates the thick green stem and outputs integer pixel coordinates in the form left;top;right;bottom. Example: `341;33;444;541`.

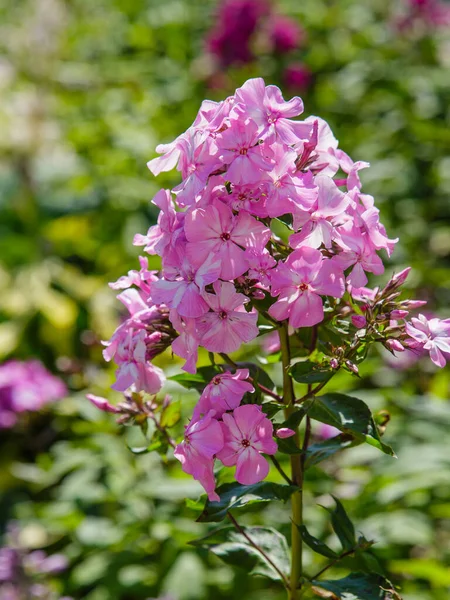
279;323;303;599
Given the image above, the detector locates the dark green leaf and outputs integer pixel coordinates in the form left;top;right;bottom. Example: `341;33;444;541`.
190;525;290;582
312;572;401;599
168;366;218;392
305;434;361;469
277;436;303;455
297;524;338;558
290;361;333;384
236;362;276;393
282;397;316;430
308;393;396;456
160;399;181;428
261;401;284;420
322;496;356;552
197;482;298;522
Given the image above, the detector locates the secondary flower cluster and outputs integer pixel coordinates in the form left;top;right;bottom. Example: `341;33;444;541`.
97;78;449;498
0;360;67;429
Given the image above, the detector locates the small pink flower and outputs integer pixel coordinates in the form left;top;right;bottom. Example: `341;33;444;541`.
405;314;450;368
197;281;259;353
184;200;271;280
269;247;345;328
174;411;224;501
217;405;277;485
193;369;254;420
245;248;277;287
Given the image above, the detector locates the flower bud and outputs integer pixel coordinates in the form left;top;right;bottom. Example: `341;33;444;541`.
345;360;359;374
276;428;296;439
385;339;405;353
330;358;339;369
390;267;411;287
86;394;119;413
351;315;366;329
390;310;409;319
401;299;427;310
252;289;266;300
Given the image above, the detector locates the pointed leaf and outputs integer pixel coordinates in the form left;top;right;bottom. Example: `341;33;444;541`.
197;482;298;522
308;393;395;456
290;361;334;384
190;526;290;582
277;437;303;455
297;525;338;559
311;572;401;599
169;366;218;392
305;434;361;469
282;396;315;430
160;399;181;428
322;496;356;552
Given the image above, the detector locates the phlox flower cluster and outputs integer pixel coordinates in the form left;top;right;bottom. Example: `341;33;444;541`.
99;77;450;499
0;360;67;429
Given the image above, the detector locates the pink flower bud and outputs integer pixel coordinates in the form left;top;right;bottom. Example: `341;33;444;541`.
401;300;427;310
330;358;339;369
252;289;266;300
276;427;296;439
385;339;405;352
345;360;359;374
391;267;411;287
390;310;409;319
87;394;119;413
351;315;367;329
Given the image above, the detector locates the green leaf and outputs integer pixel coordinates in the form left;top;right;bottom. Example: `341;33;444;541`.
236;362;276;393
190;525;290;582
160;399;181;428
322;496;356;552
290;361;333;384
305;434;361;469
197;482;298;522
282;396;316;430
311;572;401;599
308;393;396;456
277;437;303;455
168;366;218;392
297;524;339;559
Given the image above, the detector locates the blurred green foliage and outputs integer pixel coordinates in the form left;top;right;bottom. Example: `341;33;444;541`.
0;0;449;598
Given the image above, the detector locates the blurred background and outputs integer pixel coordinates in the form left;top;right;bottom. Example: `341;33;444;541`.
0;0;449;598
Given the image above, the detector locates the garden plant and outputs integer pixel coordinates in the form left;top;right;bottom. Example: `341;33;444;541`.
89;78;450;600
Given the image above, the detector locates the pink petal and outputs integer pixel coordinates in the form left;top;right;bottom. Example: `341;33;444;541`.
235;448;270;485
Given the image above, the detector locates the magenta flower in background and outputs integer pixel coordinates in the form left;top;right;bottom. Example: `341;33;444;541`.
206;0;270;68
283;64;313;92
217;405;277;485
268;16;304;53
0;360;66;429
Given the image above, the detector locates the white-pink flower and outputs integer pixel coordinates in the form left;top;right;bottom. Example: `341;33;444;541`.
405;314;450;368
217;405;277;485
192;369;254;420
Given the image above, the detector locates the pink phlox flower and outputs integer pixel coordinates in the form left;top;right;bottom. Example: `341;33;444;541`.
193;97;233;133
269;247;345;328
147;129;188;176
331;149;370;192
151;253;222;318
227;182;270;218
170;312;200;374
232;78;305;145
289;175;350;249
333;224;384;288
217;404;277;485
86;394;120;414
197;281;259;353
300;116;339;176
352;194;398;256
405;314;450;368
245;248;277;287
133;190;185;264
266;145;317;218
348;285;379;302
192;368;254;421
174;410;224;501
105;328;165;394
184;200;271;280
109;257;158;297
172;130;221;206
268;16;304;54
216;117;274;184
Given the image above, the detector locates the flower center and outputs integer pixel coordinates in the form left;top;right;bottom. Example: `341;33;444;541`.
221;232;231;241
212;376;222;385
239;147;248;155
241;439;251;447
219;310;228;320
299;282;309;292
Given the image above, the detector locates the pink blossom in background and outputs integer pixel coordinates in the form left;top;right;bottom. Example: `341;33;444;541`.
405;314;450;367
284;64;313;92
0;361;66;429
268;16;304;53
217;405;277;485
174;410;224;501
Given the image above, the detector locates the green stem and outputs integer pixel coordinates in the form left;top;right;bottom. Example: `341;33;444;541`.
279;322;303;599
